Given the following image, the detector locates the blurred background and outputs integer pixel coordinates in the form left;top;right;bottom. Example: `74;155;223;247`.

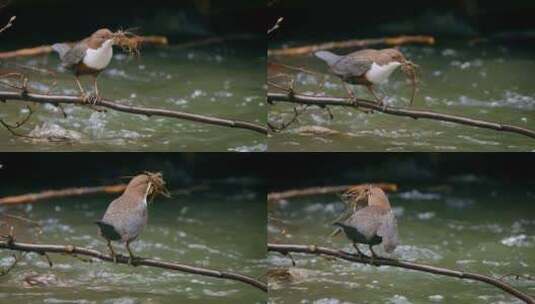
268;0;535;41
2;0;266;44
0;0;267;152
0;153;266;304
268;0;535;151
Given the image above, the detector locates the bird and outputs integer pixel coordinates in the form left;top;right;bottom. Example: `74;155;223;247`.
315;48;417;109
333;186;399;260
95;172;169;264
52;28;117;104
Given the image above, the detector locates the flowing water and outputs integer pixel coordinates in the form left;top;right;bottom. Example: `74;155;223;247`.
0;185;266;303
268;40;535;151
268;181;535;303
0;41;266;152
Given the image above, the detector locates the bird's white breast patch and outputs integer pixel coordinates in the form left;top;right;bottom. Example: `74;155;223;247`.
83;39;113;70
365;61;401;85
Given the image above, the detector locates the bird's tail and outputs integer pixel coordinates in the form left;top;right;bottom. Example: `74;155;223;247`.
51;43;71;60
314;51;341;66
95;220;122;241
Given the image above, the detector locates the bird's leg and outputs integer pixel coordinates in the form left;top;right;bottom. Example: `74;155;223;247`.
74;76;85;95
353;243;370;259
344;83;371;114
367;85;387;111
91;75;103;104
369;245;379;264
106;240;117;263
74;76;92;104
125;241;135;265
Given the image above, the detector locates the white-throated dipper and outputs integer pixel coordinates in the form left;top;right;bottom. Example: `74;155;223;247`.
315;48;417;108
95;172;169;264
52;28;116;104
333;186;399;260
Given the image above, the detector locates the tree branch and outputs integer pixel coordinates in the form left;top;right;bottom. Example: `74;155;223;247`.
0;35;167;59
0;184;127;205
0;240;267;292
0;90;267;135
268;92;535;139
268;35;435;57
268;183;398;203
268;243;535;304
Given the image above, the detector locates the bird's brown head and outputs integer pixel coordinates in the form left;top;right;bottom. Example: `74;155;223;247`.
124;172;170;203
367;187;392;209
341;185;371;210
87;28;115;48
383;48;406;64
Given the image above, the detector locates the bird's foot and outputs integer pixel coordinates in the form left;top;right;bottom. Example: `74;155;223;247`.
81;93;106;112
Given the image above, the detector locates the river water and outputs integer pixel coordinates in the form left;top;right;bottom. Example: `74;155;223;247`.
268;40;535;151
268;181;535;303
0;184;266;303
0;41;266;152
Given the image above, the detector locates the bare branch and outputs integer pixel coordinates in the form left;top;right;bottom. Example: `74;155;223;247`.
0;35;167;59
268;35;436;57
268;183;398;203
0;240;267;292
268;243;535;304
268;92;535;139
0;90;267;135
0;184;127;205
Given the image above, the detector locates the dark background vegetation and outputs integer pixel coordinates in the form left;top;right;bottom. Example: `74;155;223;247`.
0;0;266;46
264;153;535;191
0;153;267;194
268;0;535;42
0;153;533;194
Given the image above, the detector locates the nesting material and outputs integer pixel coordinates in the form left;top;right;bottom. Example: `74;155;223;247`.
112;30;142;57
143;171;171;202
401;61;419;106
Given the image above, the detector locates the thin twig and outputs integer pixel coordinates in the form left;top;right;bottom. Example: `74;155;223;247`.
268;243;535;304
268;92;535;139
268;17;284;35
0;240;267;292
0;91;267;134
0;16;15;34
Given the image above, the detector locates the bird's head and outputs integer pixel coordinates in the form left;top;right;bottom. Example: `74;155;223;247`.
341;185;371;211
368;187;392;209
88;28;115;48
124;172;170;203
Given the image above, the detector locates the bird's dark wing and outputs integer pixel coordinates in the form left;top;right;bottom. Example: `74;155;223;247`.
61;42;87;68
95;220;122;241
331;55;373;79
